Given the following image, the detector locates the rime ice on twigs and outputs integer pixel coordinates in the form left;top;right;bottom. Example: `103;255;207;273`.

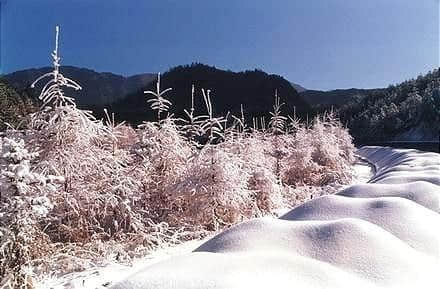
31;26;82;108
144;73;173;123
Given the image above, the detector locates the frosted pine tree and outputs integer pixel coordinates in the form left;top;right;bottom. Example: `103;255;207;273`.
144;73;173;124
31;26;82;108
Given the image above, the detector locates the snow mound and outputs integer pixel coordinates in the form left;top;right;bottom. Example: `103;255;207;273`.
337;181;440;213
111;146;440;289
280;195;440;256
358;147;440;185
111;250;382;289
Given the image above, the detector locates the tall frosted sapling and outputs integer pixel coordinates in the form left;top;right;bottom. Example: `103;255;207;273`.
31;26;82;108
144;73;173;125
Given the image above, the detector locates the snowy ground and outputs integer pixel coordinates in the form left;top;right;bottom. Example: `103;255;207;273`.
36;156;375;289
350;157;375;184
36;239;210;289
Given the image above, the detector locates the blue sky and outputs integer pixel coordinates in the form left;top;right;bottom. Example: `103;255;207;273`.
0;0;438;90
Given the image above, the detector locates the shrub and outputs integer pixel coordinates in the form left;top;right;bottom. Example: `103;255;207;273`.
281;112;354;186
167;146;253;230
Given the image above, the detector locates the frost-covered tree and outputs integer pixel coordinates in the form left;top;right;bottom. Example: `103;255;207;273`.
269;90;288;179
181;85;205;143
269;90;287;135
144;73;173;124
31;26;82;108
199;88;225;144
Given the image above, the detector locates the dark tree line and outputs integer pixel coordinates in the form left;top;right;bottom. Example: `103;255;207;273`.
339;69;440;143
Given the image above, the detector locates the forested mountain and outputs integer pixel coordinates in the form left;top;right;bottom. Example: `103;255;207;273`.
3;66;155;107
109;63;311;124
300;88;385;107
0;78;37;130
4;63;438;143
339;69;440;143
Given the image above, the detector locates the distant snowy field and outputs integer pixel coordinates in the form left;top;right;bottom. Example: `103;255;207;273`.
38;146;440;289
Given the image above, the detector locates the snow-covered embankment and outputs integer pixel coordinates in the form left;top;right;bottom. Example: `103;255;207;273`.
111;146;440;289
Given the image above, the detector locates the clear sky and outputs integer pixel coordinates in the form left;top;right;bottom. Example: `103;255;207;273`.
1;0;439;90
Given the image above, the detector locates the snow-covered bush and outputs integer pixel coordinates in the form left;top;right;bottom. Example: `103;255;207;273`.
222;134;283;213
133;118;193;223
281;113;355;186
167;146;253;230
248;167;283;212
136;119;192;182
309;113;354;184
1;135;65;197
281;127;320;185
0;194;53;289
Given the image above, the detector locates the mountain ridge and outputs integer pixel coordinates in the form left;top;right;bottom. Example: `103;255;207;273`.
300;88;385;107
3;66;156;106
290;82;307;93
109;63;311;124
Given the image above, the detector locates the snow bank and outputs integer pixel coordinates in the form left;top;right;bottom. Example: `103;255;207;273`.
280;195;440;256
111;146;439;289
337;182;440;213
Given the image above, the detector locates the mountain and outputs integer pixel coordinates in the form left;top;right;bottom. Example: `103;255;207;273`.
3;66;155;107
300;88;385;107
109;63;311;124
3;64;438;143
290;82;307;93
339;69;440;143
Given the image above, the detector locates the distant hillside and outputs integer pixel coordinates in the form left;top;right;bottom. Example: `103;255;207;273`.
0;78;37;130
290;82;307;93
3;66;155;107
339;69;440;143
300;88;384;107
110;64;311;124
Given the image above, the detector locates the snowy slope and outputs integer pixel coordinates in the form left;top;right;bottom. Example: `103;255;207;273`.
110;146;440;289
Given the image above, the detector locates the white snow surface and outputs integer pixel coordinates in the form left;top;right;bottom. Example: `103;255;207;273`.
40;146;440;289
37;239;208;289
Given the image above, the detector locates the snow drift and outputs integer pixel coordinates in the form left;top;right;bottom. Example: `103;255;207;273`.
111;146;440;289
